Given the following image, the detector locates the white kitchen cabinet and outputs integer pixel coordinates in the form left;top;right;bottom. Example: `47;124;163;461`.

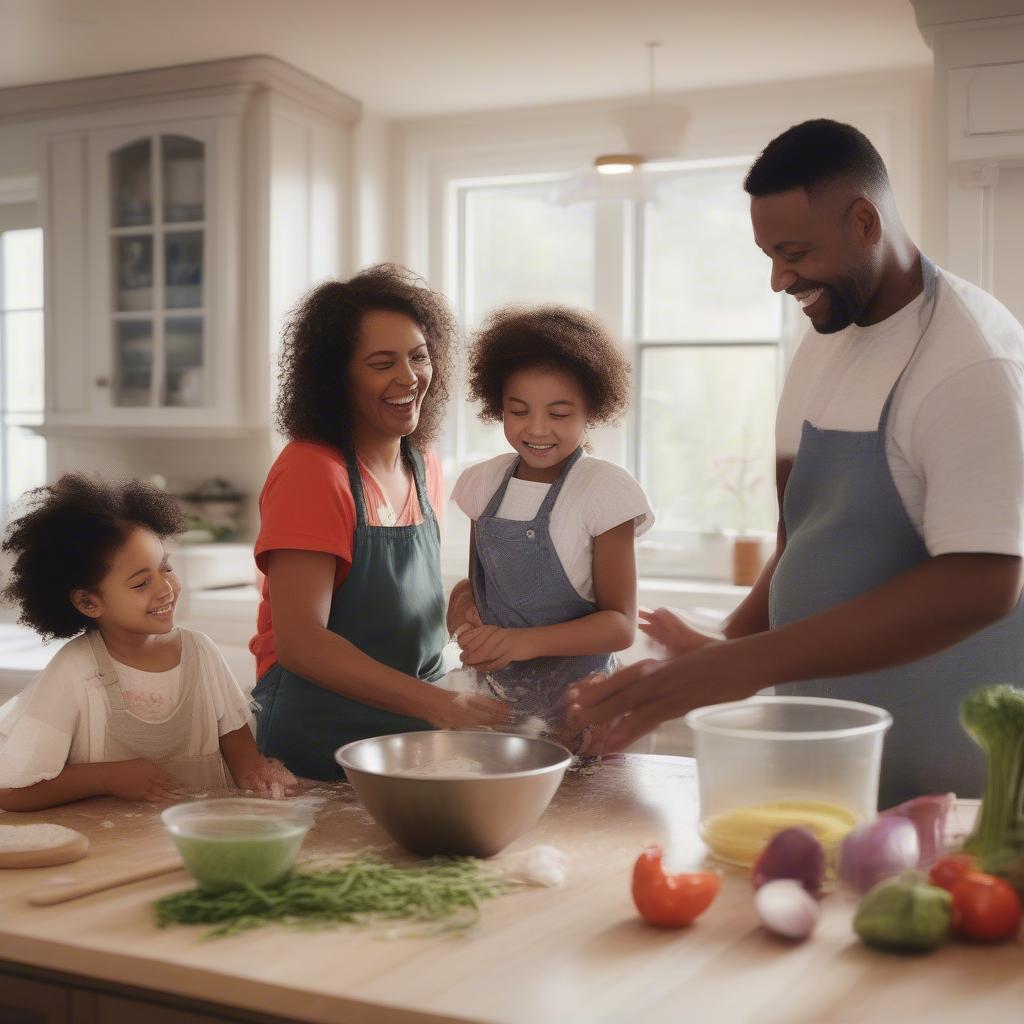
914;2;1024;323
8;56;360;438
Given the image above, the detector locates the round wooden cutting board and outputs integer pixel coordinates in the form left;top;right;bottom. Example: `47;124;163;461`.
0;824;90;868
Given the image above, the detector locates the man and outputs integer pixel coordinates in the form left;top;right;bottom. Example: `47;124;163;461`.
570;119;1024;805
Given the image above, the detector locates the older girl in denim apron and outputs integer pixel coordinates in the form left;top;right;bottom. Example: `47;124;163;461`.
451;305;653;740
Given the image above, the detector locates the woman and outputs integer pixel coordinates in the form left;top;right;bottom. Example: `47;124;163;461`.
250;264;508;779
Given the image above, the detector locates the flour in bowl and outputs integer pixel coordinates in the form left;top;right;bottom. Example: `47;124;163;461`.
398;755;488;778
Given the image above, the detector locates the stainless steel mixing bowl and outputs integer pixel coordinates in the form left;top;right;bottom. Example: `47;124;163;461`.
335;731;572;857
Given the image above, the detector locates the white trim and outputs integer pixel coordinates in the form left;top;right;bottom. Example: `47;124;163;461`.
0;56;361;126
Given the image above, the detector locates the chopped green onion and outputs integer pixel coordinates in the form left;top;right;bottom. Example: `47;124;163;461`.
155;853;513;938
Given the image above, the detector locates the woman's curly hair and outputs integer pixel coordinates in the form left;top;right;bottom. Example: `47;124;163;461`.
2;474;185;640
467;305;632;425
275;264;458;453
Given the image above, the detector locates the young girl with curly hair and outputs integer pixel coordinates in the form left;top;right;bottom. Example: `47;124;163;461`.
251;264;507;780
447;306;653;736
0;475;293;811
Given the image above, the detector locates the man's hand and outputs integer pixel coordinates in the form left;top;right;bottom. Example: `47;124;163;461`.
639;607;719;656
566;642;761;752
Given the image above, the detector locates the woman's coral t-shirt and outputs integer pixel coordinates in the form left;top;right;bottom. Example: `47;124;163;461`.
249;441;444;681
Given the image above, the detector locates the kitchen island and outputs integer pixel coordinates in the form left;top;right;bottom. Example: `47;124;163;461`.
0;755;1018;1024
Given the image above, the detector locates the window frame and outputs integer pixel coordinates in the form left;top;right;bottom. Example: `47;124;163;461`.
446;158;795;581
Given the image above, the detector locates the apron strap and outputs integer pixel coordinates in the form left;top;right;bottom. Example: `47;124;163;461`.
345;441;435;529
876;254;941;445
87;628;196;713
535;447;583;520
341;447;369;530
403;440;436;526
480;456;523;519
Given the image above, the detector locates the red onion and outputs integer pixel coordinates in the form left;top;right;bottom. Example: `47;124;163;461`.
880;793;954;868
751;827;826;895
840;816;920;894
755;879;821;940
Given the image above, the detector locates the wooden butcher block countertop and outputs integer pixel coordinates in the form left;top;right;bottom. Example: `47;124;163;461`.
0;754;1019;1024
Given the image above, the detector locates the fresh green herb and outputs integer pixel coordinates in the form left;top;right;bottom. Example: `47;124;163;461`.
154;853;512;938
960;685;1024;890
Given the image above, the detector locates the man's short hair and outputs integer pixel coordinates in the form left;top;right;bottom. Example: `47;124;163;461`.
744;119;890;198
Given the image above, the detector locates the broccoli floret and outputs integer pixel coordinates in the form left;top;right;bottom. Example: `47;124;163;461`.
959;685;1024;871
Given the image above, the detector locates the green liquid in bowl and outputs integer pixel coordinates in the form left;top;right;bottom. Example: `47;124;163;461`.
168;817;308;892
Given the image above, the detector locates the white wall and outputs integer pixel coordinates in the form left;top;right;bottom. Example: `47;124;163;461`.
388;69;933;282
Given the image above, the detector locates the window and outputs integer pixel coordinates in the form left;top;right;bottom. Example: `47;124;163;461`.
0;228;46;512
454;179;597;467
449;160;784;580
634;164;782;562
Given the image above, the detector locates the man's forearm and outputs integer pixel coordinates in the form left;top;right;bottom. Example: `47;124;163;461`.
745;552;1022;687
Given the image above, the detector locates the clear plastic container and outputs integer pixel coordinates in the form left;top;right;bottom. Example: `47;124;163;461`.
685;697;892;867
162;798;313;892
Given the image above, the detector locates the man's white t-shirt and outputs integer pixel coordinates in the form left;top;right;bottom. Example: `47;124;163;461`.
452;453;654;603
775;268;1024;558
0;629;253;789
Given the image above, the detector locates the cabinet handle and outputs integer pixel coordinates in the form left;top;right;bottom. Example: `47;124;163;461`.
95;376;110;388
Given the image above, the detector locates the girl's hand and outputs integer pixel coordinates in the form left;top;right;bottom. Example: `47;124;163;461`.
429;690;512;731
639;607;719;657
459;625;532;672
237;757;299;798
101;759;181;802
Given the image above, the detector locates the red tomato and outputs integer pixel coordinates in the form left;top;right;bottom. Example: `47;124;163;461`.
929;853;978;892
632;845;721;928
950;872;1022;942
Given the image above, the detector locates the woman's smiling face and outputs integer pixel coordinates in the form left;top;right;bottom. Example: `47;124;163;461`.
502;365;588;482
347;310;433;443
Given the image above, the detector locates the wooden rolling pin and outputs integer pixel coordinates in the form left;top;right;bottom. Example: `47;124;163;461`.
28;855;185;906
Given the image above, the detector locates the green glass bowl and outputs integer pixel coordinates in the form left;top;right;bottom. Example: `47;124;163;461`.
162;798;313;892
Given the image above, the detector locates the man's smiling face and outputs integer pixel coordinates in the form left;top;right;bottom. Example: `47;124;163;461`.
750;186;878;334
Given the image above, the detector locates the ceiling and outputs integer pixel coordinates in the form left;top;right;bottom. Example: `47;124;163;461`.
1;0;932;119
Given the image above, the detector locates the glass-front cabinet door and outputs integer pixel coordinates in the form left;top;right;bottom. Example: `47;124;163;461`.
107;131;207;410
85;115;233;426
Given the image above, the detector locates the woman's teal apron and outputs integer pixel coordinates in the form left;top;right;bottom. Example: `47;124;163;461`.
253;441;446;779
769;256;1024;807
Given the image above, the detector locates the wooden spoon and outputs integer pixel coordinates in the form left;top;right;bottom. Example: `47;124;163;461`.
28;855;185;906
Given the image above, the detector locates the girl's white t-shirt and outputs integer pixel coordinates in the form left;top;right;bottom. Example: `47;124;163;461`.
0;629;253;789
452;453;654;602
776;269;1024;557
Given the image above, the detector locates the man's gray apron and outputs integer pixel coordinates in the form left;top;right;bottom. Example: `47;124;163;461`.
471;448;612;728
253;442;446;780
769;256;1024;807
87;629;232;789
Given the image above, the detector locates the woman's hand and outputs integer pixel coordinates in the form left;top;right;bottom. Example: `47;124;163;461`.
458;625;533;672
446;578;481;637
101;759;181;802
428;690;512;731
639;607;719;657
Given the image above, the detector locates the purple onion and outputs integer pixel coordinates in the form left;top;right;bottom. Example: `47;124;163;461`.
880;793;954;868
839;816;920;894
752;827;826;895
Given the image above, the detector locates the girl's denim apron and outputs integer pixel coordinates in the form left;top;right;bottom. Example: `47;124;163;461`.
471;448;612;727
